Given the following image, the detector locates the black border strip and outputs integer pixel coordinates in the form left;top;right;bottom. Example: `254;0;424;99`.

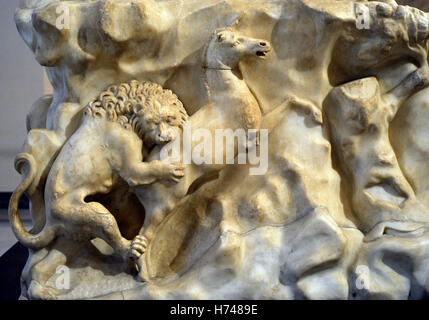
0;192;29;210
0;300;426;314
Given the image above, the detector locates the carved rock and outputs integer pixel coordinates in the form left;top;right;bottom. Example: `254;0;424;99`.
8;0;429;299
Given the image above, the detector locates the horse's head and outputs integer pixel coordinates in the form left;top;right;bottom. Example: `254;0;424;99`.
204;29;271;69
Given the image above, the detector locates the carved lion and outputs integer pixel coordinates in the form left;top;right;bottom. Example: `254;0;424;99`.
9;80;188;263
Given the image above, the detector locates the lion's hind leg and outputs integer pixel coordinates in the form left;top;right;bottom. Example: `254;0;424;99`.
51;196;132;260
85;201;133;258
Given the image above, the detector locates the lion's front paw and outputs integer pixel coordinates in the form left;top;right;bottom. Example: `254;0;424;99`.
161;162;185;183
129;235;148;260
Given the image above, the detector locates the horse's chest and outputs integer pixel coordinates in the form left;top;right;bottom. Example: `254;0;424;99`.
230;96;261;129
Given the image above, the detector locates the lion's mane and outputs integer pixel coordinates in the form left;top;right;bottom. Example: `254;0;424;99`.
84;80;188;135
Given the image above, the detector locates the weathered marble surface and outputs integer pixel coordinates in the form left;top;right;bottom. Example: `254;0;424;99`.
8;0;429;299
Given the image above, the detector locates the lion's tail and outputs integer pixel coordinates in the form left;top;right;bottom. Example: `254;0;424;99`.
9;153;55;250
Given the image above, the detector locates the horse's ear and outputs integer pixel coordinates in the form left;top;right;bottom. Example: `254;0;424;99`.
214;27;229;33
230;17;240;28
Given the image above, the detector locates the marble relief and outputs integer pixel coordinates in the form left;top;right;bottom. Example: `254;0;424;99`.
8;0;429;299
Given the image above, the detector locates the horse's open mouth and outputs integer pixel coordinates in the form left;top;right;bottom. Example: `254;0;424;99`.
256;51;267;57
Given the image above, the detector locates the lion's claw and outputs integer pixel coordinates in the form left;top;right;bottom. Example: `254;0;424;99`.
129;235;148;260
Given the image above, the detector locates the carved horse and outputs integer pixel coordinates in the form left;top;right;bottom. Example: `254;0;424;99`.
132;29;271;277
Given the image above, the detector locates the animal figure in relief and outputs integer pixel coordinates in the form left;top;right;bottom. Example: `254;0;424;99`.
132;29;272;279
9;81;188;296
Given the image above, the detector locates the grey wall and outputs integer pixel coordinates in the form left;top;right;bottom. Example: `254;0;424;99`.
0;0;44;191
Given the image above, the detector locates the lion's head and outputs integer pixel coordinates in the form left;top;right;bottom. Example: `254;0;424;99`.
84;80;188;147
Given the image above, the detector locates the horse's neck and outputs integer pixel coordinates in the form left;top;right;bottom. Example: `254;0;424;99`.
205;68;251;104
